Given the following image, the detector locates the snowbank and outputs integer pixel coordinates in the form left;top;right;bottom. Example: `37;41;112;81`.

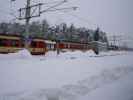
9;49;32;59
43;50;96;60
0;50;133;100
44;50;128;59
58;50;96;59
0;49;32;60
45;51;58;58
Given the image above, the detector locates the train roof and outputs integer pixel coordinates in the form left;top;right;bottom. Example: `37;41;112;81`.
0;33;22;37
32;38;56;44
56;39;89;44
32;38;44;42
44;40;56;44
0;33;22;40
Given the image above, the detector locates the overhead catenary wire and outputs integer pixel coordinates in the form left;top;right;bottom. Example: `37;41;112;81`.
66;13;98;28
9;0;19;22
0;9;18;21
40;0;67;13
51;9;99;29
2;0;98;29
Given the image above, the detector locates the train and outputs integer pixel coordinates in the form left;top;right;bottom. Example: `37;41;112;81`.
0;33;105;55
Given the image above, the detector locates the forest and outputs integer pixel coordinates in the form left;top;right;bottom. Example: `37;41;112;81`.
0;19;108;43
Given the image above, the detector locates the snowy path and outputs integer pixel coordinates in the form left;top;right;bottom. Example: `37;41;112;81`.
0;50;133;100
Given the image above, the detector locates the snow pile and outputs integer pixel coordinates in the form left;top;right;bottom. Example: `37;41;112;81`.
9;49;32;59
85;50;96;56
58;50;127;59
43;50;96;60
99;50;128;56
59;50;83;59
45;51;58;58
58;50;96;59
0;49;32;60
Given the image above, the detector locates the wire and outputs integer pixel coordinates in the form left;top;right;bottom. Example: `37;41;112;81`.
41;0;67;5
10;0;17;13
54;10;98;29
41;0;67;13
9;0;19;22
0;8;19;24
67;13;97;27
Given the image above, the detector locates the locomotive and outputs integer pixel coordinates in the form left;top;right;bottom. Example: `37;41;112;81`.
0;33;102;55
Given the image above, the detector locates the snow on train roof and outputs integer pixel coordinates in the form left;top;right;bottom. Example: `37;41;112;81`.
33;39;56;44
0;34;21;40
44;40;56;44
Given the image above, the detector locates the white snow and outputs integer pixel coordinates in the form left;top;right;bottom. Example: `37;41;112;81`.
0;49;32;60
0;49;133;100
78;72;133;100
14;49;32;58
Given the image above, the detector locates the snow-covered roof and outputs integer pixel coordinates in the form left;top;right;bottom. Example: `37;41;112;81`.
0;35;20;40
33;39;45;42
44;40;56;44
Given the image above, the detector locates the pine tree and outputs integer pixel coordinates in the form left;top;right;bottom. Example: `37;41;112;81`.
94;27;100;41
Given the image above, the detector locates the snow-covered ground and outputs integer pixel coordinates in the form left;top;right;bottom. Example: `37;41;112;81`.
78;72;133;100
0;49;133;100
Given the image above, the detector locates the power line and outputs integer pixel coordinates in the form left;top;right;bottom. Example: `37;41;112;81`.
17;0;77;50
53;10;98;29
67;13;97;28
0;9;18;20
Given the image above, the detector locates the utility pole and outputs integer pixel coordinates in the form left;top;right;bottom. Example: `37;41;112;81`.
25;0;31;48
113;35;116;46
18;0;77;52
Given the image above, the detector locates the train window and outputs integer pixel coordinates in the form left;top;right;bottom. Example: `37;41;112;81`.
6;40;10;46
47;44;50;49
51;44;54;49
0;39;6;46
11;40;19;47
0;39;3;46
16;40;20;47
18;40;23;47
64;44;67;48
38;42;44;48
31;41;37;47
46;44;51;49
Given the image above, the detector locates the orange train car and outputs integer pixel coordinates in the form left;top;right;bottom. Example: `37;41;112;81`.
0;34;103;55
29;38;56;55
0;34;24;53
57;41;93;51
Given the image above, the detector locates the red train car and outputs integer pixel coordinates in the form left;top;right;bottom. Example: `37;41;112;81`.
0;34;101;55
0;34;24;53
57;41;93;51
29;38;46;55
29;38;56;55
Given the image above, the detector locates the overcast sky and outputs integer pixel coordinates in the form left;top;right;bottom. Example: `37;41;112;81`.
0;0;133;36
